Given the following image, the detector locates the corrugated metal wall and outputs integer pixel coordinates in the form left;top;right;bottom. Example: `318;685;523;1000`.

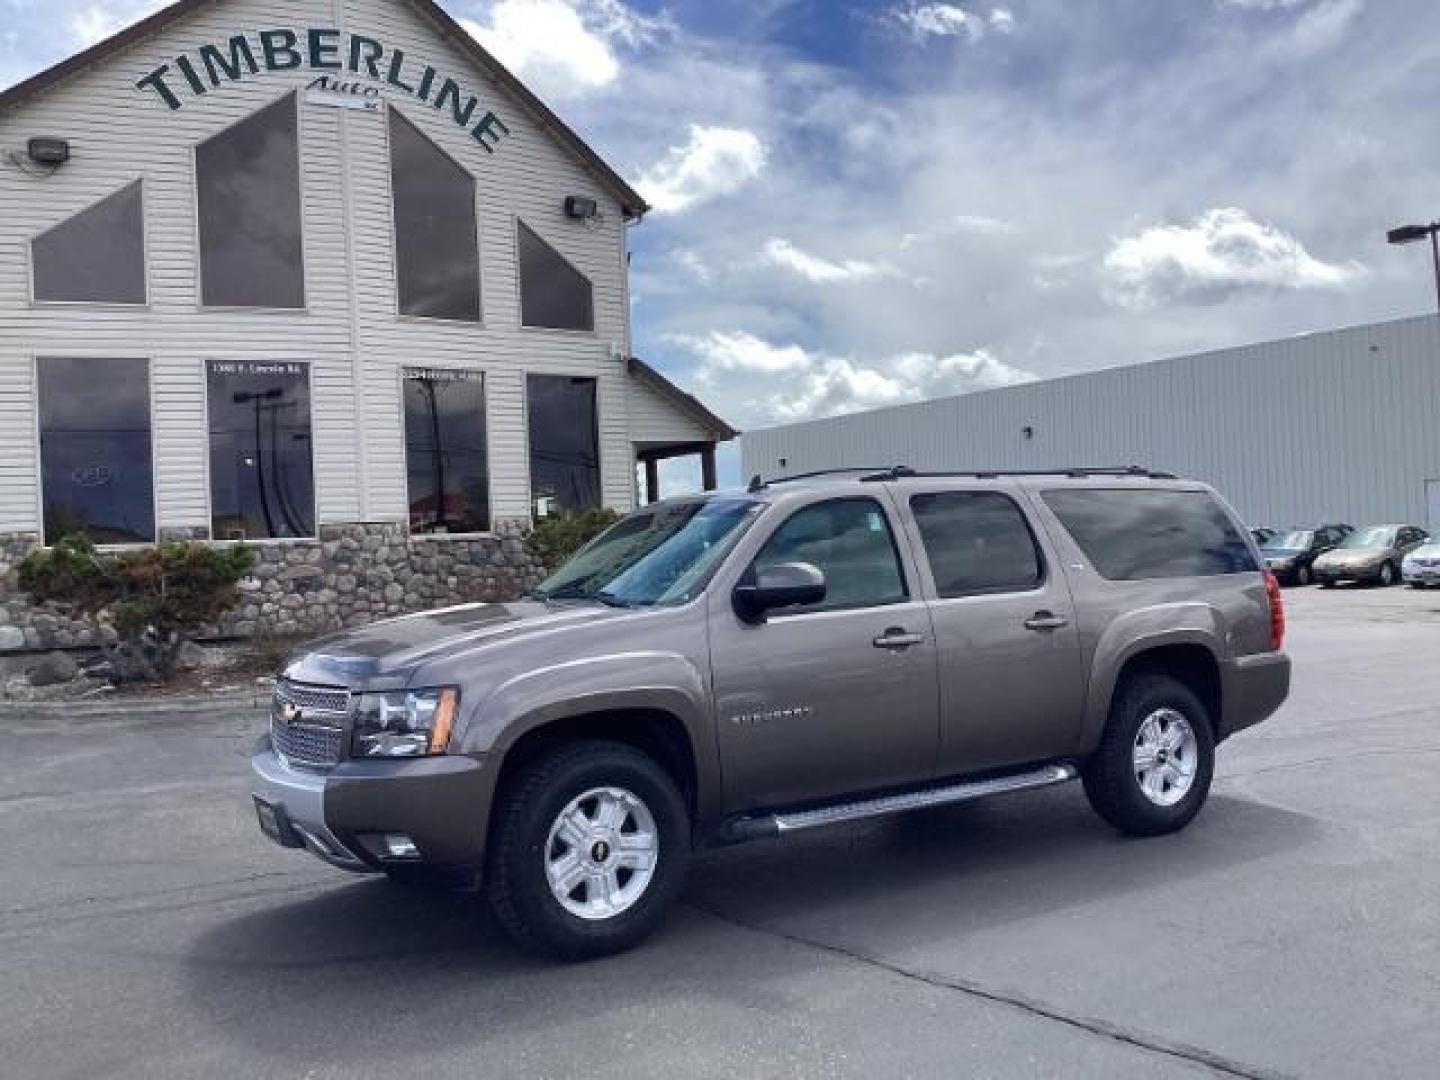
0;0;638;535
742;315;1440;529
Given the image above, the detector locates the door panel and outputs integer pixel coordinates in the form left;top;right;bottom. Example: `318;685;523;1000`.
709;495;939;811
902;487;1086;776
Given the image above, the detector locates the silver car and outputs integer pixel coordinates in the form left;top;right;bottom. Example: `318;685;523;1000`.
1313;524;1429;587
1402;542;1440;588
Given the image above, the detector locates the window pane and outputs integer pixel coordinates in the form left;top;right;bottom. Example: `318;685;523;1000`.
527;375;600;514
518;221;593;330
1042;488;1257;581
753;498;907;611
37;357;154;545
389;110;480;321
404;368;489;533
32;182;145;304
207;360;314;539
197;93;304;308
910;491;1042;598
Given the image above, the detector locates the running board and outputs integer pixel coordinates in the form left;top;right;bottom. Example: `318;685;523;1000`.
716;762;1079;845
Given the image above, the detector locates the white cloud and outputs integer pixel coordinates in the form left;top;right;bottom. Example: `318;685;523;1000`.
69;1;165;48
637;124;767;213
761;238;902;284
462;0;669;101
891;4;1016;42
672;331;1034;425
1103;208;1364;309
900;214;1016;248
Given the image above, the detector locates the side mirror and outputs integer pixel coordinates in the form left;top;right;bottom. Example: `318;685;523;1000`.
733;561;826;623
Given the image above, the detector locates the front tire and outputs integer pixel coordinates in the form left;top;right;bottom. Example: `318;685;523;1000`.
486;740;690;961
1294;563;1312;587
1083;673;1215;837
1377;562;1397;587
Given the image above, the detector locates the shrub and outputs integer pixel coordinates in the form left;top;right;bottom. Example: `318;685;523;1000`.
527;508;621;573
19;535;257;683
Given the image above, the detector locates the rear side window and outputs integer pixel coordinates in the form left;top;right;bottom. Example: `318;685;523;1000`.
910;491;1043;598
1042;488;1257;580
753;498;907;611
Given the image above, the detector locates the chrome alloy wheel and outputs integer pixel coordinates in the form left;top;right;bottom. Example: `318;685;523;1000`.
544;786;659;920
1132;708;1198;808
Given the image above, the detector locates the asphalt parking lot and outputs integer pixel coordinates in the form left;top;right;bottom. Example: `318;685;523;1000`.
3;584;1439;1079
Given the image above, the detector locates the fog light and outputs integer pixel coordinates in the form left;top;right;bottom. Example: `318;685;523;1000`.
358;832;421;861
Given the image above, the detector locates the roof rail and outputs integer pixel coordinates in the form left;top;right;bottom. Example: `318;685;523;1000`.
747;464;1178;492
747;467;906;492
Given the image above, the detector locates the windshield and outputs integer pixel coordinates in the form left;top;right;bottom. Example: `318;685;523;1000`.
532;497;763;607
1341;527;1397;550
1263;530;1313;551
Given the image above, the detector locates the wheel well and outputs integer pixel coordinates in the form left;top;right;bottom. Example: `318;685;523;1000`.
1115;645;1221;733
493;709;698;817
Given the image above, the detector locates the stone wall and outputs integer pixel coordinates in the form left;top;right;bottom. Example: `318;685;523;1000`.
0;522;545;653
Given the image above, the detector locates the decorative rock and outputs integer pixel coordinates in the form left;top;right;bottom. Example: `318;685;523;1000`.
26;650;80;687
0;626;26;650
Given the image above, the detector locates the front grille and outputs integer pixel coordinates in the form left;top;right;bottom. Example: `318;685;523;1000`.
272;717;344;768
276;680;350;714
272;680;350;768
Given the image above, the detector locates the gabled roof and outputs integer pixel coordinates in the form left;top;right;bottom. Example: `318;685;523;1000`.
627;356;739;442
0;0;649;218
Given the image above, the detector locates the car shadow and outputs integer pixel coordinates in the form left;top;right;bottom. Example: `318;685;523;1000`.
181;787;1321;1069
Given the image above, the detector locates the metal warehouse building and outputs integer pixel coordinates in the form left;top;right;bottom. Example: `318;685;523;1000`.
0;0;735;650
742;314;1440;531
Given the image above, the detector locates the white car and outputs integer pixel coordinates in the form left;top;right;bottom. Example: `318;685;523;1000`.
1403;542;1440;588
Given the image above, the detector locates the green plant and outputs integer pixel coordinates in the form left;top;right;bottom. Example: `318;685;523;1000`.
19;535;257;683
526;508;621;573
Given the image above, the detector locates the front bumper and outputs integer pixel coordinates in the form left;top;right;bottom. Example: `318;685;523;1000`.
250;735;494;873
1404;565;1440;585
1313;562;1382;583
1219;651;1291;741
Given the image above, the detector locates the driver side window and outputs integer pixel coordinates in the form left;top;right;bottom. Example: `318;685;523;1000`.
752;498;908;613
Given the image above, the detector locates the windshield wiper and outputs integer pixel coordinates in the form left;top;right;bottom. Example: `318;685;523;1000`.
531;583;590;601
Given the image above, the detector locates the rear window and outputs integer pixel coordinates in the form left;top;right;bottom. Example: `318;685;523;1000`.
1041;488;1257;581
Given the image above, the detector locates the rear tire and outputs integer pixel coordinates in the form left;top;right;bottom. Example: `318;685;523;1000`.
486;740;690;961
1377;562;1397;587
1083;673;1215;837
1295;563;1312;587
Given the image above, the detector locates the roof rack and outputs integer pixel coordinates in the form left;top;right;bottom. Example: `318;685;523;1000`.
746;467;903;492
748;465;1177;491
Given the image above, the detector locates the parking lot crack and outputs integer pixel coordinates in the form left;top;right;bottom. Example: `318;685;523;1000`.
689;904;1295;1080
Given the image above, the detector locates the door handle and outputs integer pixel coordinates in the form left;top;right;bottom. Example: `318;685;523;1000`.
873;628;925;649
1024;611;1070;632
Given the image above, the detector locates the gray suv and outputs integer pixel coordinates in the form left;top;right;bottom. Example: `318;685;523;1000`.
252;467;1290;959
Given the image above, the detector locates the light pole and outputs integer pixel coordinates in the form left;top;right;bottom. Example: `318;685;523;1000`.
1386;221;1440;314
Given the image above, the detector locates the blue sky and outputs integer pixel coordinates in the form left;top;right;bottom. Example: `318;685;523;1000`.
6;0;1440;490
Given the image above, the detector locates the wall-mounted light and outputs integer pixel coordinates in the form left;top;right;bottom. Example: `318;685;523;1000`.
1022;425;1035;441
564;195;598;221
27;137;70;166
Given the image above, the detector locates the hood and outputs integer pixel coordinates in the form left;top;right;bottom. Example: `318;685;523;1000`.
282;600;629;687
1263;549;1303;561
1315;547;1383;566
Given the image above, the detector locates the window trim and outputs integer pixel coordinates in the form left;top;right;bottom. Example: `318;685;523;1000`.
908;489;1049;601
524;371;605;521
31;352;159;550
191;88;309;313
514;216;597;335
385;105;484;326
747;495;912;617
398;365;495;537
202;356;318;543
27;178;151;309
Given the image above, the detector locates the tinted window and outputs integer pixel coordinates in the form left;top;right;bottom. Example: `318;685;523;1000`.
518;221;593;331
32;182;145;304
404;368;489;534
910;491;1042;597
207;360;314;539
1042;488;1257;580
528;375;600;515
753;498;907;611
197;93;304;308
37;357;154;545
389;110;480;322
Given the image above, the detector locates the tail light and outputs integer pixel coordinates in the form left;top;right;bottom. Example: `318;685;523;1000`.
1264;570;1286;651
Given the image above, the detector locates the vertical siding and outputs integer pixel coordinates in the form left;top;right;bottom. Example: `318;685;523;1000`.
743;315;1440;528
0;0;646;538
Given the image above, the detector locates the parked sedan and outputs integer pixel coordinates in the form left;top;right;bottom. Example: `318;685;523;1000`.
1313;524;1430;587
1251;526;1277;546
1402;542;1440;588
1260;526;1349;586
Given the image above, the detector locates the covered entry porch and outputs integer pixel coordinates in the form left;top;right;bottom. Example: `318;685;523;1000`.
626;357;738;504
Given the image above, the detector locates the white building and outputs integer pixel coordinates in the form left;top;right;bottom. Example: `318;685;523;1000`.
742;315;1440;531
0;0;734;647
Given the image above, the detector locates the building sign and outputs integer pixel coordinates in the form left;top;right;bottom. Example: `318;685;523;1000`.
135;29;511;153
304;76;383;112
403;367;482;382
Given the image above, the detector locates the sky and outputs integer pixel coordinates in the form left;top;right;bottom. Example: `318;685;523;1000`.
5;0;1440;491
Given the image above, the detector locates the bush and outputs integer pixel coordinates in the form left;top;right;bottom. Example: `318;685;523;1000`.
527;508;620;573
19;535;257;683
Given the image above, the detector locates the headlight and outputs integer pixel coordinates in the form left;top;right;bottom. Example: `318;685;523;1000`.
351;687;459;758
